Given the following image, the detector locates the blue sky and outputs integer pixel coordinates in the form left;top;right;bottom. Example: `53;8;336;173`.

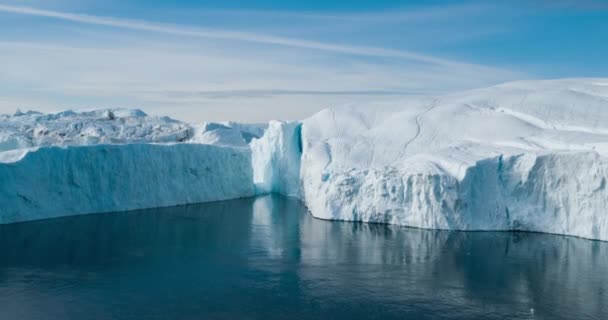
0;0;606;121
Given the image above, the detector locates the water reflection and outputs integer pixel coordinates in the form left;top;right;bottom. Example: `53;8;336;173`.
0;195;606;319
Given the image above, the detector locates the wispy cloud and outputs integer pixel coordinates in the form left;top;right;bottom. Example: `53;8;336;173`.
0;3;496;68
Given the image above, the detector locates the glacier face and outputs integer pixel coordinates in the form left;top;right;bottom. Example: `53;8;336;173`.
0;144;254;223
1;78;608;240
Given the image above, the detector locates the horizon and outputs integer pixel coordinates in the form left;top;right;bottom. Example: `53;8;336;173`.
1;0;607;122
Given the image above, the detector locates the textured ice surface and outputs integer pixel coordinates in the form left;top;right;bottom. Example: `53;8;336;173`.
0;109;192;152
190;122;266;148
0;144;254;223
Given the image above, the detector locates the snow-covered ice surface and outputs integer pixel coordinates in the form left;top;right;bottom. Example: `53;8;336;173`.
2;78;608;240
298;79;608;241
190;122;266;148
0;109;192;152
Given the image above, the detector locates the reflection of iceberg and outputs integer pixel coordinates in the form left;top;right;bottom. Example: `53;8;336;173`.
250;195;304;262
297;218;608;318
251;195;284;259
0;198;606;319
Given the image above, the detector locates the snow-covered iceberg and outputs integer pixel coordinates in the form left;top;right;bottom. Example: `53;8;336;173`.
297;79;608;241
0;108;259;223
1;78;608;240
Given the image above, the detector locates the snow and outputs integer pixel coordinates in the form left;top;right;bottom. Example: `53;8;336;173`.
0;143;254;223
189;122;266;148
2;78;608;240
0;109;192;152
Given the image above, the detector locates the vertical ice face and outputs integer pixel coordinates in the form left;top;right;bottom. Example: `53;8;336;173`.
0;144;255;223
250;121;302;198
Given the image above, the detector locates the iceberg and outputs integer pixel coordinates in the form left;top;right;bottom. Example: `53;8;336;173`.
297;79;608;241
1;78;608;240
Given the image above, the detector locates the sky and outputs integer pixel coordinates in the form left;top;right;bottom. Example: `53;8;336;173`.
0;0;607;122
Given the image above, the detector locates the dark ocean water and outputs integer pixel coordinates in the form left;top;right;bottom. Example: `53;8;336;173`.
0;195;606;319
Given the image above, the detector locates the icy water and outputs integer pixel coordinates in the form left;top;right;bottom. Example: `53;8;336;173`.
0;196;606;320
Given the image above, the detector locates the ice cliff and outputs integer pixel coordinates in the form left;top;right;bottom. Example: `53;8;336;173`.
1;78;608;240
0;144;254;222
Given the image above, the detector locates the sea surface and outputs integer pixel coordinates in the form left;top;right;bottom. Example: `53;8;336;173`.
0;195;606;319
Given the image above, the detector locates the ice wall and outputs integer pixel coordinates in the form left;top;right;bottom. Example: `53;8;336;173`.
299;150;608;241
250;121;302;198
0;143;254;223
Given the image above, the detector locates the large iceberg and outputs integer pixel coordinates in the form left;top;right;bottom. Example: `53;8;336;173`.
1;78;608;240
0;109;256;223
297;79;608;241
